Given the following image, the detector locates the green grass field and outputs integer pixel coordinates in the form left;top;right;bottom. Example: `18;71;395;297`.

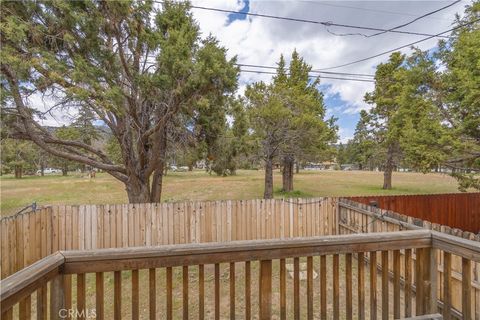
0;169;462;216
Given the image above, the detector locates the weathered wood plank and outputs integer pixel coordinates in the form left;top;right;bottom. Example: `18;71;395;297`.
346;253;352;320
50;275;65;320
245;261;251;320
166;267;173;320
370;251;377;320
462;257;472;319
393;250;401;319
294;257;300;320
405;249;412;318
215;263;220;320
280;258;286;320
132;269;139;320
95;272;104;320
307;256;314;320
183;266;188;320
443;252;451;320
259;260;272;320
358;252;365;320
37;285;47;320
0;253;64;312
416;248;425;316
77;273;86;320
381;251;389;319
230;262;235;320
62;230;432;273
114;271;122;320
149;268;156;320
199;264;205;320
333;254;339;320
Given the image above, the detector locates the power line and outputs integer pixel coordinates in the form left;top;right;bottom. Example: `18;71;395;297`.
140;55;375;78
312;2;454;22
155;1;450;39
366;0;461;38
318;17;480;71
239;69;375;83
237;63;375;77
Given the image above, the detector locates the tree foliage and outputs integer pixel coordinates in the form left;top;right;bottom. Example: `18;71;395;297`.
363;1;479;191
436;1;480;189
1;0;238;202
246;51;337;198
339;110;378;170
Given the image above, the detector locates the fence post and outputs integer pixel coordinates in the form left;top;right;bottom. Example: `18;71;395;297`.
50;274;65;320
259;260;272;320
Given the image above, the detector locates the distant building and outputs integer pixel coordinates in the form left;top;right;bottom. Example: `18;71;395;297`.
304;161;337;170
341;164;359;171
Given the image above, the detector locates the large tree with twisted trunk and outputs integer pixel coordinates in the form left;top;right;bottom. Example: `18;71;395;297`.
0;0;238;202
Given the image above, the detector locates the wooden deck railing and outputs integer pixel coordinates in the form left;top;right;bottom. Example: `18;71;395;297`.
1;230;479;320
338;198;480;319
345;193;480;233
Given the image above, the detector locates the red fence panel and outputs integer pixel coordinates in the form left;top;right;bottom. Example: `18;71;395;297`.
346;193;480;233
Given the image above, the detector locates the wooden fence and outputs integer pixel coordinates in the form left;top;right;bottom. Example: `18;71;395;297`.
346;193;480;233
338;198;480;319
0;198;337;280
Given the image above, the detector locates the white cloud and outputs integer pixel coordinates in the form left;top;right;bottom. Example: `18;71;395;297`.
189;0;467;140
28;93;76;127
338;127;353;144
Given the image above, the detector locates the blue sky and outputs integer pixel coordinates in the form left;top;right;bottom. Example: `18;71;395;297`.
322;86;360;142
227;0;250;22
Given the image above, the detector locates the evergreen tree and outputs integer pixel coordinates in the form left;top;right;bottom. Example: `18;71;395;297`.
365;52;406;189
350;110;377;170
245;51;337;198
437;1;480;189
1;0;238;202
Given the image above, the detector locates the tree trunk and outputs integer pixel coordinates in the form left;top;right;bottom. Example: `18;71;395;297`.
150;169;164;202
383;145;394;190
282;155;294;192
149;127;168;203
264;157;274;199
295;162;300;174
125;177;152;203
14;165;22;179
62;164;68;176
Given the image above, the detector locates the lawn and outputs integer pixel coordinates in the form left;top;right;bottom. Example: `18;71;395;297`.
0;169;462;216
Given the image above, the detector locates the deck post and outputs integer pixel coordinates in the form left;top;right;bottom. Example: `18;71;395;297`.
50;274;65;320
426;247;438;314
462;258;472;319
259;260;272;320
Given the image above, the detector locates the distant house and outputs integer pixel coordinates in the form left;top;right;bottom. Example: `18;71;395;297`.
341;164;359;171
304;161;337;170
304;163;322;170
321;161;337;170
